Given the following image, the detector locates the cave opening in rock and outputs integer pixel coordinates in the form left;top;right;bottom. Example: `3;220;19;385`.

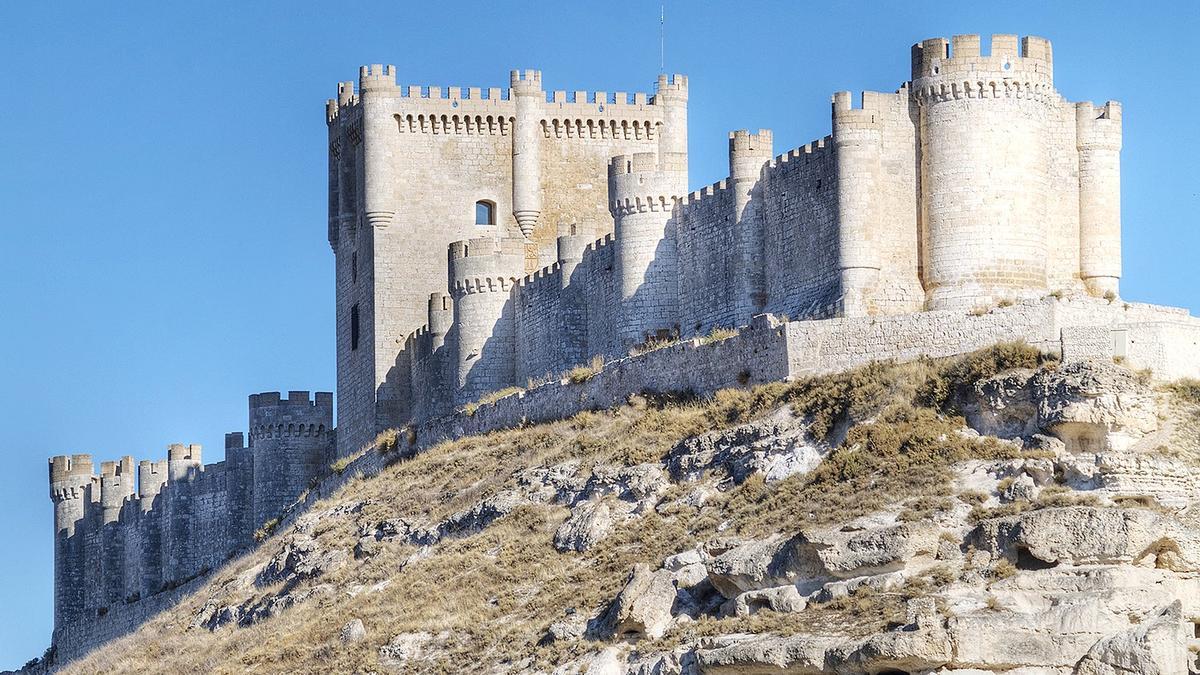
1016;546;1058;571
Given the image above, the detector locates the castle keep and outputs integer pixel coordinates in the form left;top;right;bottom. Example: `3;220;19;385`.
44;34;1200;664
328;34;1126;454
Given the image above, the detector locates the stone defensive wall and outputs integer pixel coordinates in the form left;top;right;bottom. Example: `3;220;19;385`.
47;392;334;665
299;297;1200;532
49;298;1199;667
424;297;1199;444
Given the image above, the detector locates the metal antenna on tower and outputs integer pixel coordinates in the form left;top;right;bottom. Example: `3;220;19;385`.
660;2;665;72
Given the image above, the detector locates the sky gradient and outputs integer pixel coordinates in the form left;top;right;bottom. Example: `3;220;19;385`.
1;1;1197;667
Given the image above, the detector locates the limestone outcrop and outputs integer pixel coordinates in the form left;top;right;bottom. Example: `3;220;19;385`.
45;352;1200;675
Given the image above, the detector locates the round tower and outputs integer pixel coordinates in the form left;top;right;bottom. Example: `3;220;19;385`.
428;291;454;352
98;456;134;607
608;152;687;348
449;238;525;407
728;129;774;318
912;34;1057;310
166;443;201;482
249;391;334;529
359;64;399;229
49;454;95;631
511;69;544;239
654;74;689;158
1076;101;1122;297
832;93;883;317
99;456;135;526
556;233;594;287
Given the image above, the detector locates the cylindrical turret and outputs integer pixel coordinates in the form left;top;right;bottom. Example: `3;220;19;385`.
99;457;135;525
654;74;689;158
728;129;773;319
832;93;883;318
511;69;544;239
428;292;454;351
556;233;596;368
609;152;687;348
166;443;201;483
327;80;357;252
49;454;95;631
1076;101;1122;297
98;456;134;608
137;459;167;508
449;238;525;406
556;233;594;287
359;64;399;229
249;391;334;529
912;34;1057;310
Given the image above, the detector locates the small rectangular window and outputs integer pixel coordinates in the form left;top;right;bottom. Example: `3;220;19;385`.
351;251;358;284
350;304;360;351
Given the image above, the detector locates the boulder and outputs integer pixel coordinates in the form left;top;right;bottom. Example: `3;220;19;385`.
611;564;679;639
378;631;442;670
692;634;840;674
705;533;826;598
339;618;366;644
554;500;616;552
725;585;806;617
810;523;938;578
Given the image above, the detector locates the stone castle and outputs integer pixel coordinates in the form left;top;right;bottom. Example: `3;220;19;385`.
44;34;1200;665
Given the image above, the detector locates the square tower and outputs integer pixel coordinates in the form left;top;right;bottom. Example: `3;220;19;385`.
325;67;687;455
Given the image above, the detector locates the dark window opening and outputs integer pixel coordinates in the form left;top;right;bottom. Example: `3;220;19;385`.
475;200;495;226
351;251;358;284
350;304;360;351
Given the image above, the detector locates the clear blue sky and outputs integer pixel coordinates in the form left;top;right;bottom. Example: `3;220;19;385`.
0;0;1196;667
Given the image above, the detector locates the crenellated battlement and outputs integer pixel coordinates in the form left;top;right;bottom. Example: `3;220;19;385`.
685;179;731;206
911;34;1055;103
50;454;95;486
359;63;397;92
518;261;563;290
510;68;542;92
729;129;773;153
448;238;525;297
1076;100;1123;150
608;151;687;216
654;73;689;101
765;136;835;177
166;443;201;463
248;390;334;413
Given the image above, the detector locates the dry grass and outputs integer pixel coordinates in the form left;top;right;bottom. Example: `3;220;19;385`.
565;355;605;385
61;343;1062;675
697;326;739;345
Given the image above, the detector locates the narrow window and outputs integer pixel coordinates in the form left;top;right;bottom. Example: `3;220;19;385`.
351;251;358;284
350;304;360;351
475;200;495;226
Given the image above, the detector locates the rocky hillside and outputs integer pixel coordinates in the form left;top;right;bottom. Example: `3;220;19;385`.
52;345;1200;674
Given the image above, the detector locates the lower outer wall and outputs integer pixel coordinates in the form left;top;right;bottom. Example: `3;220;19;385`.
48;296;1199;667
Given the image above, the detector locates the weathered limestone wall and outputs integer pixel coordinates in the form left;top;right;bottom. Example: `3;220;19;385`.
327;68;683;455
48;392;334;666
514;263;565;384
760;138;840;320
912;34;1088;310
676;179;737;336
248;391;334;531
